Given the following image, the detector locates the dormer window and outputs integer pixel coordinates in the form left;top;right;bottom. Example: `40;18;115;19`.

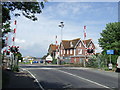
70;41;73;47
79;42;81;47
89;43;93;48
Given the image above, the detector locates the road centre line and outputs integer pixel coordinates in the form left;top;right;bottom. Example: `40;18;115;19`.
23;67;90;70
57;69;112;89
22;68;44;90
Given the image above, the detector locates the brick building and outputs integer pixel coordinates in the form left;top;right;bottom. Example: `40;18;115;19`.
48;44;59;59
59;38;95;64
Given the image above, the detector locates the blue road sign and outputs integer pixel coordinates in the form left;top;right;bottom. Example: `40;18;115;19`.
106;50;114;54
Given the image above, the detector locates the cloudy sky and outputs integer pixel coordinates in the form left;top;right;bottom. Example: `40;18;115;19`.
8;1;118;57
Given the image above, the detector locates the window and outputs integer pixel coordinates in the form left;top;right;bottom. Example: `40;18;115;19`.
89;43;93;48
64;50;65;54
70;49;72;54
67;50;69;54
79;42;81;47
70;42;73;47
61;50;62;54
74;49;76;56
78;49;82;54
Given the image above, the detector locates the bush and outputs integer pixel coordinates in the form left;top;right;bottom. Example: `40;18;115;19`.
86;58;98;68
12;65;19;72
52;58;57;64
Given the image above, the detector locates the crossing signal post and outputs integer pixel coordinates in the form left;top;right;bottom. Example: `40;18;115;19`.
87;49;94;53
6;51;10;55
9;46;19;70
10;46;19;53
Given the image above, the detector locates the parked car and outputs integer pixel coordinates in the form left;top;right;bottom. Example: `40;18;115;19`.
116;56;120;72
40;61;43;63
32;61;38;63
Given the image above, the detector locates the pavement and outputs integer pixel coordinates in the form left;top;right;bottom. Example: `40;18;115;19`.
2;68;40;90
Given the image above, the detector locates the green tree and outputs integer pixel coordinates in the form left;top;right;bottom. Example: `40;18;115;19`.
14;52;23;61
42;53;49;59
98;22;120;50
2;1;45;23
98;22;120;65
2;21;11;48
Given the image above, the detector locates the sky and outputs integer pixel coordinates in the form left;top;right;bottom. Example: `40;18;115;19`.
7;1;118;57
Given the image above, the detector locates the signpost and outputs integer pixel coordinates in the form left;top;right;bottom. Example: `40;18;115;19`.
106;50;114;55
106;50;114;70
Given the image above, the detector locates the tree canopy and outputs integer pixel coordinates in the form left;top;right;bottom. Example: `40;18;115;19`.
2;1;45;23
98;22;120;51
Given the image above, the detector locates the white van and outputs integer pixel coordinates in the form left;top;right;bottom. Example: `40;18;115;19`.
116;56;120;72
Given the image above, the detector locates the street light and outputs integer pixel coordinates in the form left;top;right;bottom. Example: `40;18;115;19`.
58;22;64;65
59;22;64;42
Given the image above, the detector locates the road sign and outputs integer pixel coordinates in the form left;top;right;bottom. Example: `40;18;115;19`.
106;50;114;54
108;63;112;70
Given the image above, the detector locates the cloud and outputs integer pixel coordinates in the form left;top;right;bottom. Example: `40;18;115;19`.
15;38;26;44
94;44;103;53
43;2;92;19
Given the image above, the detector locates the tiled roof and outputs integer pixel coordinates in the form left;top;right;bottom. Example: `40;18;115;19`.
50;44;59;51
62;38;80;49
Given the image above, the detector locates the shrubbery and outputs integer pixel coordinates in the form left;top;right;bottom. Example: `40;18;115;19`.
12;65;19;72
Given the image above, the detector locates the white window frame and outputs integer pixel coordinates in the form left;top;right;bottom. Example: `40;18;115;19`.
78;49;82;54
64;50;65;54
61;50;62;55
70;42;73;47
89;43;93;48
67;50;69;54
79;42;81;47
70;49;72;54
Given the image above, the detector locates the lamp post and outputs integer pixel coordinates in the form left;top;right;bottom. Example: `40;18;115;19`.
58;22;64;65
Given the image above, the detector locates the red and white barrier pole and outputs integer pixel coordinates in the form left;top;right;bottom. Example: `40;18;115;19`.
12;20;17;46
84;26;87;67
56;35;58;53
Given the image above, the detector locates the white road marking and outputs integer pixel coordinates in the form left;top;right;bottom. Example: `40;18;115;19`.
22;68;44;90
24;67;91;70
63;84;72;88
57;69;111;89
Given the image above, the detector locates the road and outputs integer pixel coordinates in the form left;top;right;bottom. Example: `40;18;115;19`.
20;64;119;90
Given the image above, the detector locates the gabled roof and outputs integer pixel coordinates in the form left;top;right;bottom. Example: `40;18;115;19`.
49;44;59;51
61;38;95;49
62;38;80;49
82;39;92;47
